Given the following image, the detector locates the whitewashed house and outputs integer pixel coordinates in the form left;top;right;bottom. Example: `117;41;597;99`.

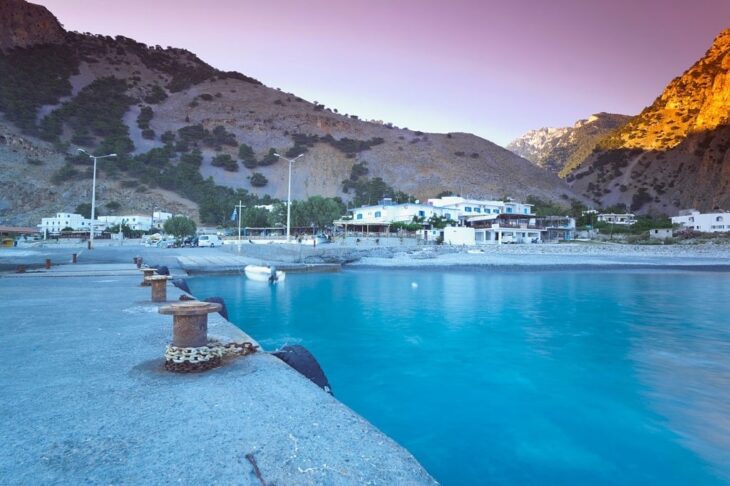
469;213;542;244
597;213;636;225
97;215;153;232
39;213;95;235
152;211;172;227
427;196;534;220
672;209;730;233
349;199;451;225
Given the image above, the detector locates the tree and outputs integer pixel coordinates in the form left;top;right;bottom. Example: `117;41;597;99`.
211;153;238;172
163;215;197;238
238;143;257;168
250;172;268;187
75;203;92;218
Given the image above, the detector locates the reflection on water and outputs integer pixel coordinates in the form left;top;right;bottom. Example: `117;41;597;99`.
189;269;730;485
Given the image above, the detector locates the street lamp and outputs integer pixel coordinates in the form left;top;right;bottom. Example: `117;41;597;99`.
78;149;116;249
273;152;304;242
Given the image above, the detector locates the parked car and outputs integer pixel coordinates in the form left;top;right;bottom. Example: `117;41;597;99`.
182;236;197;247
197;234;222;247
157;238;176;248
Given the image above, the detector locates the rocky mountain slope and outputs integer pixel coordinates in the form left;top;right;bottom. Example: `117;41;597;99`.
0;0;577;226
507;113;631;175
0;0;64;52
566;29;730;214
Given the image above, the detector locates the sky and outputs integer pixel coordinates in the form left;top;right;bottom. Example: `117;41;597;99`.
33;0;730;146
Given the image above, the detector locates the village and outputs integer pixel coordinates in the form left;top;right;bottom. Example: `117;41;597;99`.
2;196;729;249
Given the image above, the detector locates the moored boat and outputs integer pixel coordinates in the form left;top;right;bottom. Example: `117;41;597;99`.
244;264;286;283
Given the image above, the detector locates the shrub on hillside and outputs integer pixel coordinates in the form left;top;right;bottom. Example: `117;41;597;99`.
211;153;238;172
250;172;268;187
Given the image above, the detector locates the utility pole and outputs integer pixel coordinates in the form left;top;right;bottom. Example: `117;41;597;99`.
235;200;245;243
78;149;116;249
273;152;304;242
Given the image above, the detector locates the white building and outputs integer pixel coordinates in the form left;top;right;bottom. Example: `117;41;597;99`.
597;213;636;225
672;209;730;233
39;213;95;235
152;211;172;227
427;196;533;220
97;215;153;232
349;199;451;225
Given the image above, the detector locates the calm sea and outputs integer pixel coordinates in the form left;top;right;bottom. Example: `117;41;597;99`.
188;269;730;485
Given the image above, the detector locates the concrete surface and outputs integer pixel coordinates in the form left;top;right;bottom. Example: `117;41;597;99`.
0;264;436;485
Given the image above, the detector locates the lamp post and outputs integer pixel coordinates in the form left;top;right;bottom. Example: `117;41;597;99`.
78;149;116;249
273;152;304;242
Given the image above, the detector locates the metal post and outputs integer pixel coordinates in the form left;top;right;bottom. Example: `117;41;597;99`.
90;155;97;249
273;153;303;243
78;149;116;250
287;158;293;242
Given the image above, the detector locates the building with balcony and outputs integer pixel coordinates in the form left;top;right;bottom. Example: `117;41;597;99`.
597;213;636;225
672;209;730;233
39;213;95;235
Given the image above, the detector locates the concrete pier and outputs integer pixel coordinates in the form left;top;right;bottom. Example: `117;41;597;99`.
0;263;435;484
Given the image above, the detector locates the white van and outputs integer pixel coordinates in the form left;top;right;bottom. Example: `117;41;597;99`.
197;234;222;247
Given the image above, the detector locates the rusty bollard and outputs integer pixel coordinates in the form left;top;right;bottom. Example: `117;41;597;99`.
72;253;77;264
16;265;26;273
139;267;156;286
147;275;172;302
159;301;222;372
45;258;52;270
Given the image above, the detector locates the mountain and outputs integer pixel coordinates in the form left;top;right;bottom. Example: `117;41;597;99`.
565;29;730;214
507;113;631;175
0;0;64;52
0;0;577;226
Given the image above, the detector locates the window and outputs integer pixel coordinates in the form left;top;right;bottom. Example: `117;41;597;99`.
445;213;451;219
418;210;425;217
689;217;695;222
506;207;513;213
374;211;381;218
465;207;472;212
356;213;363;220
524;208;529;214
474;208;481;213
717;216;724;222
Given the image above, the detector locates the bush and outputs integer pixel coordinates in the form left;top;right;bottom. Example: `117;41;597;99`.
137;106;153;129
238;143;257;168
258;148;279;166
141;128;155;140
26;158;44;166
250;172;268;187
211;153;238;172
52;164;80;184
143;85;168;104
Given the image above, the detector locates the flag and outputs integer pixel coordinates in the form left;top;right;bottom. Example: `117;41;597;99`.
230;208;237;221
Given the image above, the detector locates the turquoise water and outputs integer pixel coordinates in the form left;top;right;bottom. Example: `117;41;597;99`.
188;269;730;485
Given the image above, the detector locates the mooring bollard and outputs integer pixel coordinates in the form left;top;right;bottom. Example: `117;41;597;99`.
139;267;157;286
159;301;223;373
159;301;221;347
16;264;26;273
133;257;138;265
72;253;77;264
147;275;172;302
45;258;51;270
136;257;143;269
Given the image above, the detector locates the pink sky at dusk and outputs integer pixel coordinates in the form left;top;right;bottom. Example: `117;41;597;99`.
33;0;730;146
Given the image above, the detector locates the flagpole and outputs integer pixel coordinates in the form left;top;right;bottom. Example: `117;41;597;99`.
238;200;242;244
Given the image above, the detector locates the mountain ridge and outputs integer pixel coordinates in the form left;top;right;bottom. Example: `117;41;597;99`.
0;0;578;226
566;28;730;213
507;112;632;175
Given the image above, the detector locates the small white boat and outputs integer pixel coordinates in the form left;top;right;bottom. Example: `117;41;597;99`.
244;265;286;283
